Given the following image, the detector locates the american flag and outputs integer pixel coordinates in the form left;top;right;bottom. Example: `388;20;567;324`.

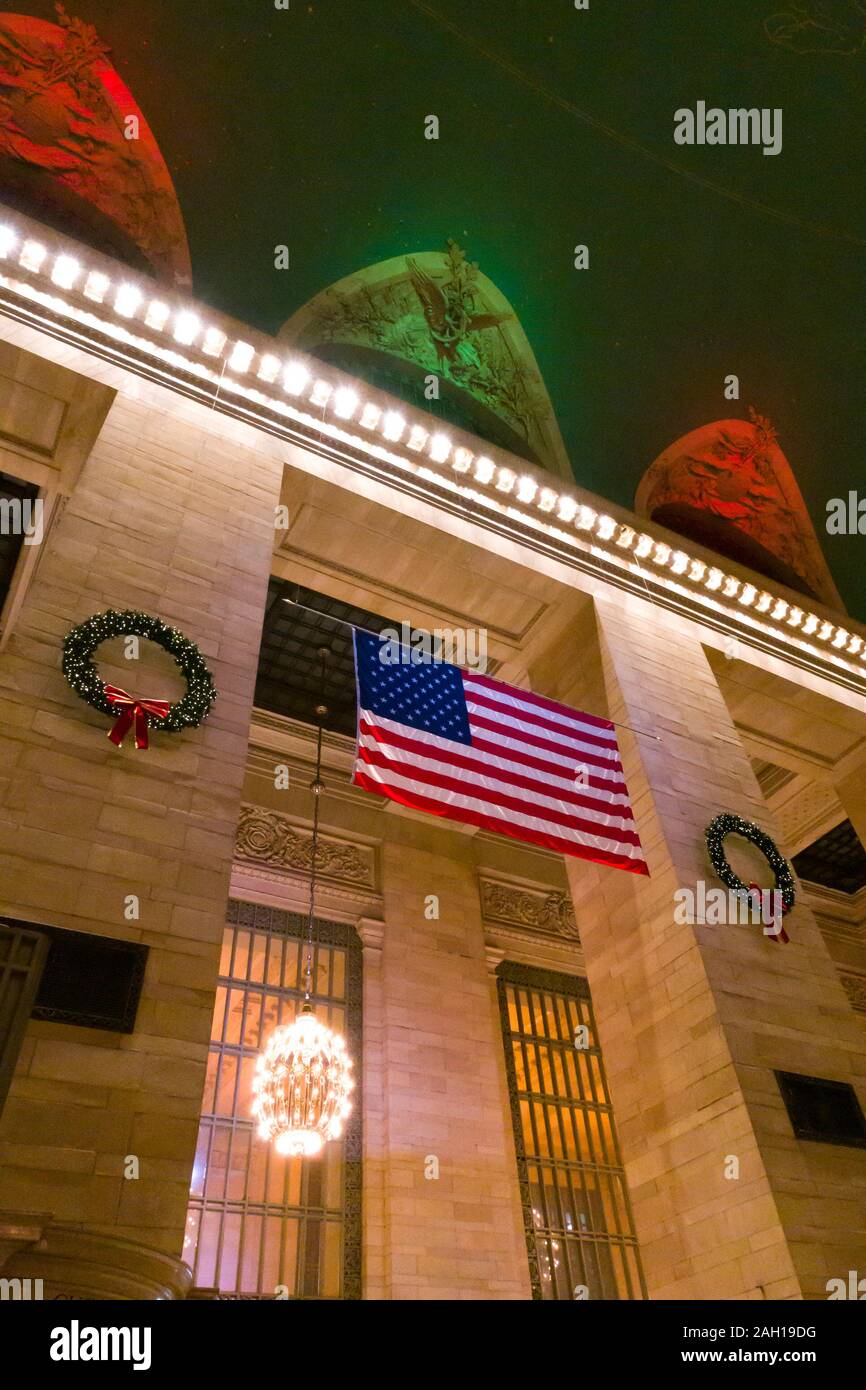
351;630;648;876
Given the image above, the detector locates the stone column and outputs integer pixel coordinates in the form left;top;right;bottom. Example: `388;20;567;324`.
376;837;530;1299
564;591;866;1300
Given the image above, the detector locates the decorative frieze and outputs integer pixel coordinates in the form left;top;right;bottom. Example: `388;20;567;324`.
841;973;866;1014
480;878;579;941
235;805;375;888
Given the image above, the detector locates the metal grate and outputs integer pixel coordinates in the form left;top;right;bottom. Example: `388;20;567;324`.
0;471;39;611
497;961;646;1300
792;819;866;895
184;901;362;1299
0;922;48;1119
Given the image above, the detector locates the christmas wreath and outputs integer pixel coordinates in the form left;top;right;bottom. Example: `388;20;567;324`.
62;609;217;749
705;812;795;941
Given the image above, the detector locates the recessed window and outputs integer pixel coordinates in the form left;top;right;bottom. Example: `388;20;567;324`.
776;1070;866;1149
0;470;39;612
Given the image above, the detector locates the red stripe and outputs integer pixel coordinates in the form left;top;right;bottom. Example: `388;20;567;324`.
357;745;643;849
468;710;624;773
359;718;635;821
467;728;628;793
465;687;619;753
463;672;616;733
353;767;649;874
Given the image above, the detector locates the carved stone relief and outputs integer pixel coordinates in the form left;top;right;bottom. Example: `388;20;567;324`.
235;805;375;889
480;878;579;941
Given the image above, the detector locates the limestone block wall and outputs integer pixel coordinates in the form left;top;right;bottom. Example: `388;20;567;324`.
0;322;284;1258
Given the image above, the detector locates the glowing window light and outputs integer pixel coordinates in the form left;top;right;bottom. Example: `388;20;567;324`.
382;411;405;442
496;467;516;493
19;240;47;272
557;497;578;522
252;1006;354;1158
202;327;227;356
360;402;382;430
652;542;671;565
145;299;170;329
516;476;537;504
51;255;80;289
755;592;773;612
310;379;332;408
429;433;451;463
738;584;757;606
538;488;558;512
333;388;359;419
174;311;200;345
706;569;724;591
818;621;833;641
848;635;863;655
258;354;282;383
283;362;310;395
772;599;788;620
114;283;143;318
634;534;654;559
407;424;428;451
228;340;255;373
831;627;848;648
596;514;617;541
670;551;689;575
786;607;803;627
576;505;597;531
474;456;495;484
0;226;16;258
801;614;819;635
452;447;474;473
83;270;110;302
688;559;706;582
616;525;635;549
722;576;740;598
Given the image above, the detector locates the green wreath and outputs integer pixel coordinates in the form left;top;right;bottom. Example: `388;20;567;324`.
705;812;796;914
63;609;217;744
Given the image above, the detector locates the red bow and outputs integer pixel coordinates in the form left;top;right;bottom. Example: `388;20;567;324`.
104;685;171;750
747;881;790;944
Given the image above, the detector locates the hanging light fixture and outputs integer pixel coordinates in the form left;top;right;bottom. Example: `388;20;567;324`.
252;651;354;1156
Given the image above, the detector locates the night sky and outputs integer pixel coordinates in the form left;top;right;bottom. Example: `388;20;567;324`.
14;0;866;614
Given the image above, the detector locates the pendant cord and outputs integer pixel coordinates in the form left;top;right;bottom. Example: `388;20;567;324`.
304;649;329;1007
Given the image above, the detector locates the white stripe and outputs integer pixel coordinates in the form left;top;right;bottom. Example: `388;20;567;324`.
362;709;628;788
358;729;638;834
463;674;619;747
356;757;646;862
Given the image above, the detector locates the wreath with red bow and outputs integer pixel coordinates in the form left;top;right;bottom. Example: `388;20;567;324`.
63;610;217;750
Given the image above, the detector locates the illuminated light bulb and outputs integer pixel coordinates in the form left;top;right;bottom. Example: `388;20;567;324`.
283;362;310;395
474;456;495;484
705;569;724;591
496;468;516;493
576;505;597;531
258;354;282;383
145;299;170;329
19;239;47;272
382;411;405;442
0;226;16;258
596;514;617;541
429;433;451;463
722;576;740;598
202;327;227;356
538;488;558;512
174;311;200;345
847;635;863;655
801;614;819;635
832;627;848;648
688;559;706;582
670;550;689;574
516;476;537;504
252;1008;354;1158
652;542;671;565
359;402;382;430
83;271;110;302
51;254;80;289
228;340;255;373
786;607;804;627
452;447;474;473
333;388;359;419
115;283;143;318
771;599;788;620
755;591;773;612
818;621;833;641
557;497;578;523
310;379;333;407
634;534;654;559
407;424;428;451
616;526;636;549
738;584;757;606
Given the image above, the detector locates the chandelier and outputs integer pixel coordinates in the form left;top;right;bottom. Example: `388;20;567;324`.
252;654;354;1156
